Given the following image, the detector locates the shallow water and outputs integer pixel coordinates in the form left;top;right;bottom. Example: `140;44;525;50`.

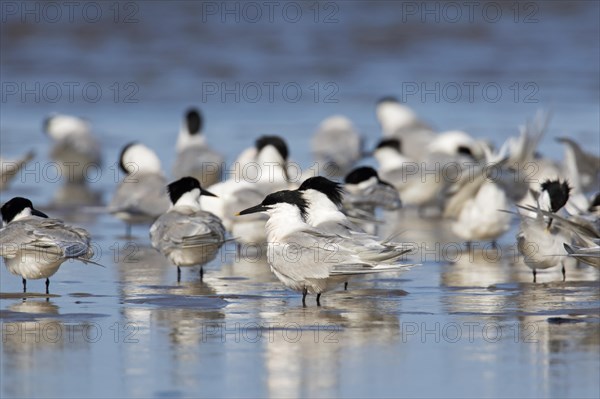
1;1;600;398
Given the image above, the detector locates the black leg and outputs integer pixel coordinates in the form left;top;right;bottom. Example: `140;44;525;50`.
344;282;348;291
177;267;181;282
45;278;50;294
533;269;537;283
316;293;321;307
562;264;566;282
200;266;204;281
302;288;307;307
22;278;26;293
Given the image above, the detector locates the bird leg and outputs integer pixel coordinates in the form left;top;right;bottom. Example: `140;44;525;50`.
316;293;321;307
344;282;348;291
22;278;26;293
45;278;50;294
302;288;307;307
533;269;537;283
177;267;181;282
200;266;204;281
562;263;566;282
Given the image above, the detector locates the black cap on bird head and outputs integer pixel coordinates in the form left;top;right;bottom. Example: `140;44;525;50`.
457;145;474;158
118;142;138;174
185;108;203;135
256;135;289;160
541;179;571;213
238;190;308;220
298;176;344;208
167;176;216;205
375;138;402;153
345;166;395;188
1;197;48;224
377;96;399;105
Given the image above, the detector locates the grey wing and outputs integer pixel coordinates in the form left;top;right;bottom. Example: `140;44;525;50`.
443;170;487;218
1;218;92;259
110;173;170;218
344;183;401;210
54;134;101;165
312;128;361;167
181;212;226;247
152;211;225;252
173;147;223;180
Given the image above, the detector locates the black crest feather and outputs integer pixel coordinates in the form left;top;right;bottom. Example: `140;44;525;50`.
185;108;203;135
256;135;289;160
167;177;201;204
541;179;571;212
299;176;344;208
262;190;308;220
376;138;402;153
1;197;48;224
119;142;138;174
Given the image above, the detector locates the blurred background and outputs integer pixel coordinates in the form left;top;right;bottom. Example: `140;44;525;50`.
1;2;599;398
2;0;599;182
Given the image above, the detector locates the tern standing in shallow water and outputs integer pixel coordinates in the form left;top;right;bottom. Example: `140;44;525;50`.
43;113;102;185
173;108;224;187
238;190;416;306
0;197;95;294
109;142;170;236
150;177;226;281
311;115;362;176
517;179;572;282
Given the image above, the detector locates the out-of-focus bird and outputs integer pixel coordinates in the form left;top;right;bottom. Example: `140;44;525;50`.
0;150;34;191
172;108;224;187
311;115;362;176
43;114;101;184
109;142;170;236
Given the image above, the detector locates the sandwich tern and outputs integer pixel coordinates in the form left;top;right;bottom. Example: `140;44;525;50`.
376;97;436;161
43;114;102;185
517;179;572;282
0;197;95;293
311;115;362;176
150;177;226;281
343;166;401;213
173;108;224;187
298;176;411;291
109;142;170;236
238;190;416;306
